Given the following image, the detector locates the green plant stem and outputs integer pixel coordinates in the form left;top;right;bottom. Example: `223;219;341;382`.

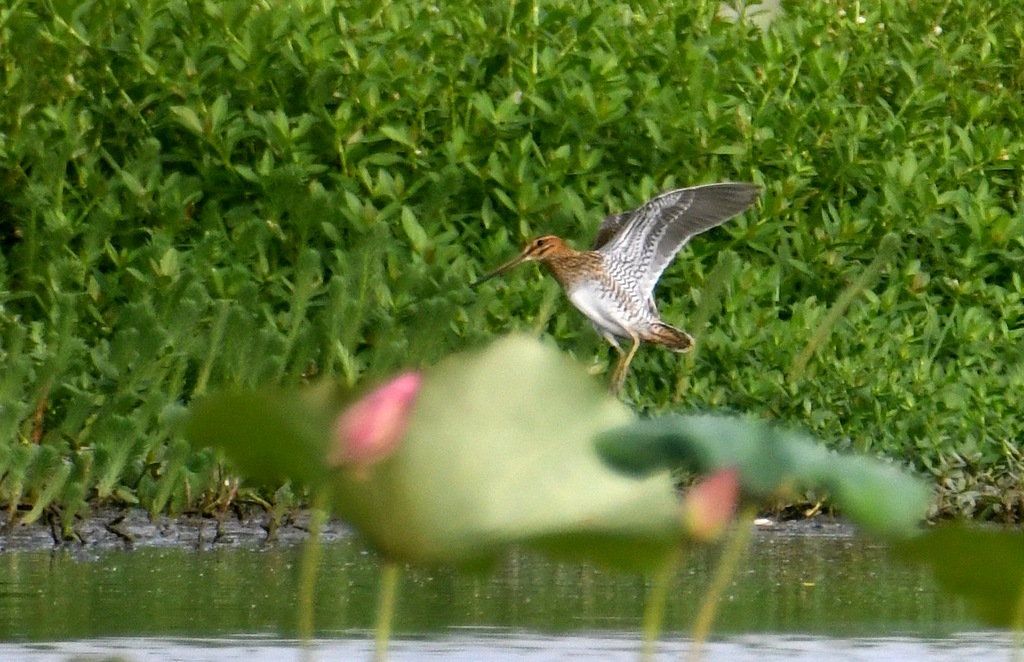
687;506;757;662
531;283;561;338
1012;577;1024;662
375;562;402;662
674;250;739;402
641;545;684;662
789;232;899;381
298;490;329;649
193;299;230;398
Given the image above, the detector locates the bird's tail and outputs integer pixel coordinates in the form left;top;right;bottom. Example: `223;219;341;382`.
643;322;695;353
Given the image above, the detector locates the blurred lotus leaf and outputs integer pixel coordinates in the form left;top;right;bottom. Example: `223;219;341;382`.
189;335;684;570
595;415;932;538
895;525;1024;627
189;336;933;571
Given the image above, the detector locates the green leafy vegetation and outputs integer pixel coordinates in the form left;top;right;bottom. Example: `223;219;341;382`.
1;0;1022;523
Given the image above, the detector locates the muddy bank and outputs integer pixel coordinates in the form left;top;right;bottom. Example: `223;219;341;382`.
0;506;352;553
0;507;858;554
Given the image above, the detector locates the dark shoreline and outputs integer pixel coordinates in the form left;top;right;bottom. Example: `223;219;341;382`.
0;506;859;554
0;506;353;554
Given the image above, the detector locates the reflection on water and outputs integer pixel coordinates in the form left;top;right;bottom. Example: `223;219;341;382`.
0;528;998;660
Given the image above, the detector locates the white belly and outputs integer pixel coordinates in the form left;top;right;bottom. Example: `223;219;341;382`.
566;282;633;342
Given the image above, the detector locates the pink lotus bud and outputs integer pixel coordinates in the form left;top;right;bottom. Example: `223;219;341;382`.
328;372;422;471
680;468;740;542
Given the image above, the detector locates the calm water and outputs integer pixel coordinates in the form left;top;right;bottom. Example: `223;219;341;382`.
0;528;1011;661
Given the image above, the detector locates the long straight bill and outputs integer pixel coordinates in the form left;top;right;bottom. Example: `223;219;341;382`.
471;252;529;287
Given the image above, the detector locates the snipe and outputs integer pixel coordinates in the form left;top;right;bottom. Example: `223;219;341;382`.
473;182;760;395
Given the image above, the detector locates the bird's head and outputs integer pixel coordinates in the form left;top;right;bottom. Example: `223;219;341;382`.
472;235;568;287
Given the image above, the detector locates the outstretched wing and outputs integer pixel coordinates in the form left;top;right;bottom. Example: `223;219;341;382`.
594;183;759;297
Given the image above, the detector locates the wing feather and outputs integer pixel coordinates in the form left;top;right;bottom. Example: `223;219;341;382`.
595;183;759;297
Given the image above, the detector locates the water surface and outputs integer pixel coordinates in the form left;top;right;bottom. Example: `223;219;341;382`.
0;526;1007;660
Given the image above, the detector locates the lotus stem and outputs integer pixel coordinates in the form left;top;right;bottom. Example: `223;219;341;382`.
1012;577;1024;662
375;562;402;662
298;489;329;655
641;546;684;662
687;505;757;662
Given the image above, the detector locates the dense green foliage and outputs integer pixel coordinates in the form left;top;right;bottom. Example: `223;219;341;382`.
1;0;1022;525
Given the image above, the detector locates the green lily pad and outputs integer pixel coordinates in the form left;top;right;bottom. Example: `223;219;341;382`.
595;415;931;538
895;525;1024;628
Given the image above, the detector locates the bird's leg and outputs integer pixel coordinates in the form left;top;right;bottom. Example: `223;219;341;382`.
604;338;625;393
608;345;625;395
609;332;640;396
